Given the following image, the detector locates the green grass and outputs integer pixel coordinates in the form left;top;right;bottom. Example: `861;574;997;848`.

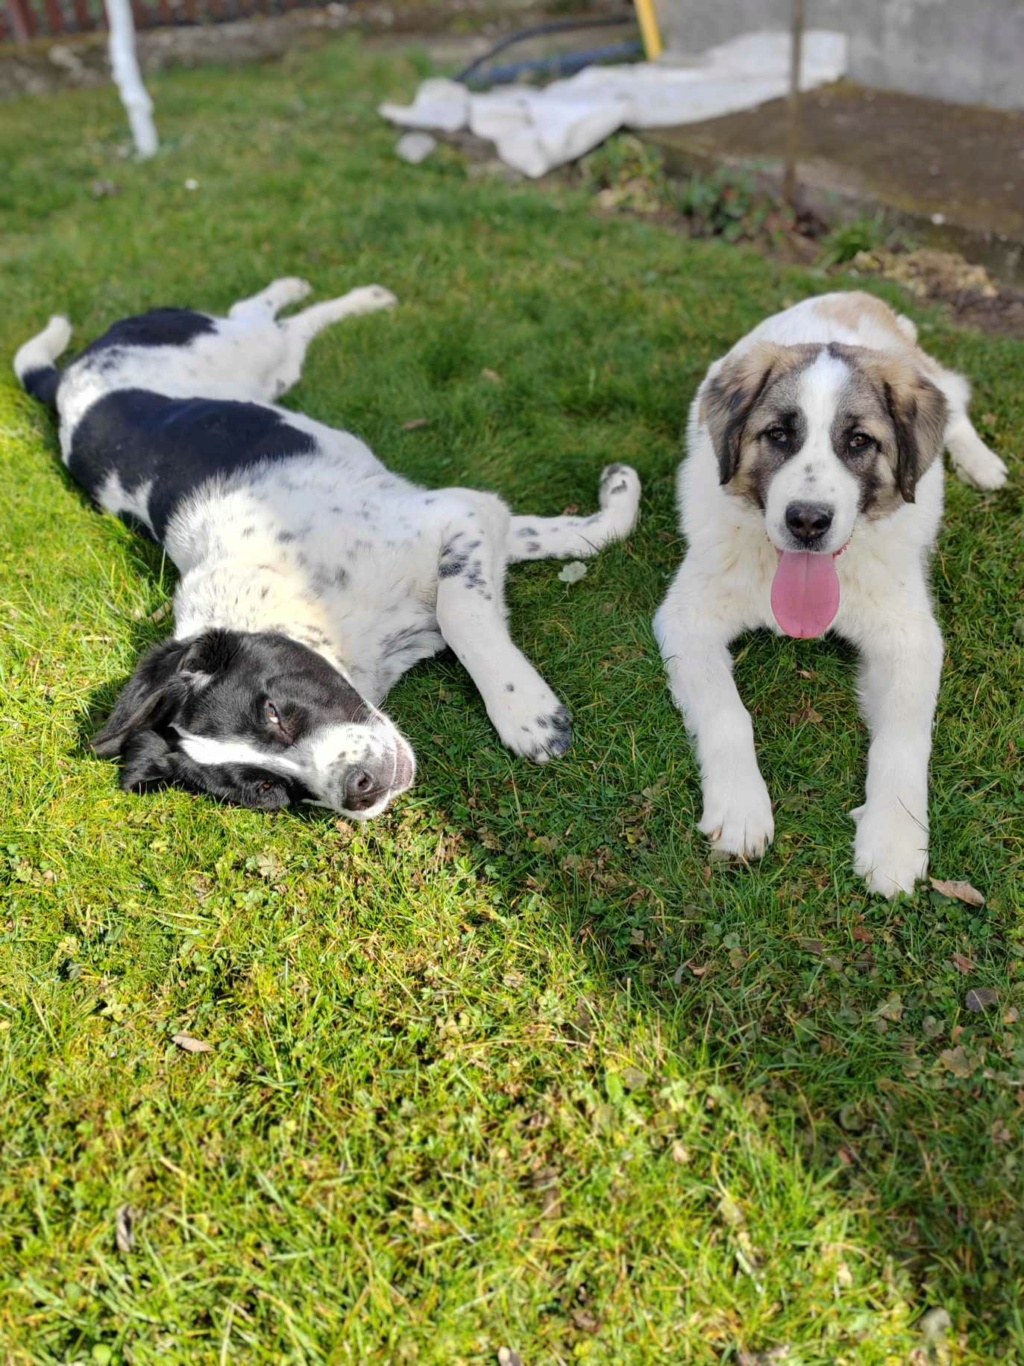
1;38;1022;1364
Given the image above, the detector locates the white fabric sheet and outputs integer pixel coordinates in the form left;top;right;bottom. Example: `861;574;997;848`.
380;30;848;178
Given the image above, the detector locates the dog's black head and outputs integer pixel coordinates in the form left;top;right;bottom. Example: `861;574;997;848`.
91;629;415;819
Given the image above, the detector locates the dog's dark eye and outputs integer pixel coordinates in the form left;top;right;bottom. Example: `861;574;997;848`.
265;701;281;725
260;781;273;792
848;432;872;453
765;426;789;447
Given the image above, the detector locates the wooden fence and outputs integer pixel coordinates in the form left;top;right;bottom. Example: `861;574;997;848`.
2;0;320;43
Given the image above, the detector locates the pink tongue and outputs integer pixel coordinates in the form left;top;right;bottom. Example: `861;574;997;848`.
771;551;840;639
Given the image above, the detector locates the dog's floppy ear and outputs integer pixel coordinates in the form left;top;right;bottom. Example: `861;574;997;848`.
702;343;779;485
91;638;193;759
118;728;179;792
882;369;948;504
91;630;240;760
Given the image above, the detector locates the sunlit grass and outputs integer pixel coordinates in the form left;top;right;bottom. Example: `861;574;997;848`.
0;37;1021;1363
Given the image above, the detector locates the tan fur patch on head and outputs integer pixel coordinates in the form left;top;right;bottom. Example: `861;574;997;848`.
815;292;915;346
702;342;820;496
843;349;948;505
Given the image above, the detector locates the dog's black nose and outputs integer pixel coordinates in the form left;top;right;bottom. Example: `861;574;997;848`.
785;501;834;545
344;767;378;809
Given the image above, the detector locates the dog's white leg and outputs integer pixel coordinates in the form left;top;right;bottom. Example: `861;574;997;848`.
435;500;572;762
934;368;1008;490
228;277;313;320
946;415;1008;490
506;463;641;562
653;566;774;859
265;286;399;398
851;606;943;897
281;287;398;346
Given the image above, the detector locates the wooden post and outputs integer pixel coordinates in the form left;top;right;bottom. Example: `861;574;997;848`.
782;0;804;209
7;0;36;42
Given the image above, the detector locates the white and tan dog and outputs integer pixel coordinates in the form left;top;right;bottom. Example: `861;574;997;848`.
654;291;1008;896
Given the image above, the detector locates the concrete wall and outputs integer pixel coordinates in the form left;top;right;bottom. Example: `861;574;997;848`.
656;0;1024;111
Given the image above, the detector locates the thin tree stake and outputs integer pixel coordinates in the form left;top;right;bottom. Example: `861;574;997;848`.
783;0;805;208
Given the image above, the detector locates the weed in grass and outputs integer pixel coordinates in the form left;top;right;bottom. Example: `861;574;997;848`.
674;166;796;245
0;36;1022;1363
818;211;911;267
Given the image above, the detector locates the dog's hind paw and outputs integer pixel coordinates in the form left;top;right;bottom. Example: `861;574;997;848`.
951;439;1008;491
347;285;399;314
599;462;641;508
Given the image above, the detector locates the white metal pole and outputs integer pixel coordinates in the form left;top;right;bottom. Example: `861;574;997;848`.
104;0;159;159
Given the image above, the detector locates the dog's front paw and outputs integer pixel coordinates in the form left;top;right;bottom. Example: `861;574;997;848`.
699;772;774;859
274;276;313;303
852;803;928;897
490;680;572;763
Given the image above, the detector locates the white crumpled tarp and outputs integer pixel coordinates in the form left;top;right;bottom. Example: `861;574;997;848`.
379;30;848;179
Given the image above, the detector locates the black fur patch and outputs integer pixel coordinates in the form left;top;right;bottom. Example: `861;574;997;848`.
68;390;318;539
20;366;60;407
76;308;217;361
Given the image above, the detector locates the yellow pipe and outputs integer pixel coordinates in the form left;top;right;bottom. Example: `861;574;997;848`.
634;0;663;60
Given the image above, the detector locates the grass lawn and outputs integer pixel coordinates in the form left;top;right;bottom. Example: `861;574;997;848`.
1;36;1022;1364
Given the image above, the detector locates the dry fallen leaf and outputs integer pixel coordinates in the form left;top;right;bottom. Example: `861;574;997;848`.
498;1350;524;1366
788;705;823;725
838;1103;867;1133
115;1204;136;1254
557;560;588;584
620;1066;648;1092
717;1194;745;1227
965;987;998;1012
878;993;904;1023
939;1045;975;1079
254;852;284;881
951;953;975;975
402;417;430;430
930;878;985;907
480;368;503;384
172;1032;213;1054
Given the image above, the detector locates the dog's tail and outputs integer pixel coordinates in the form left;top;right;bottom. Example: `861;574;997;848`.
14;315;73;409
506;463;641;563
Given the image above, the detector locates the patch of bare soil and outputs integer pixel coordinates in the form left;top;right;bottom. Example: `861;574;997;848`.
674;81;1024;245
850;249;1024;339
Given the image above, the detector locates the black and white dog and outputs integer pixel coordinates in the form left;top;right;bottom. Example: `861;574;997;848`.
16;278;640;819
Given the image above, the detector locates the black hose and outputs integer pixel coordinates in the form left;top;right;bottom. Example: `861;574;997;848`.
455;14;638;87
